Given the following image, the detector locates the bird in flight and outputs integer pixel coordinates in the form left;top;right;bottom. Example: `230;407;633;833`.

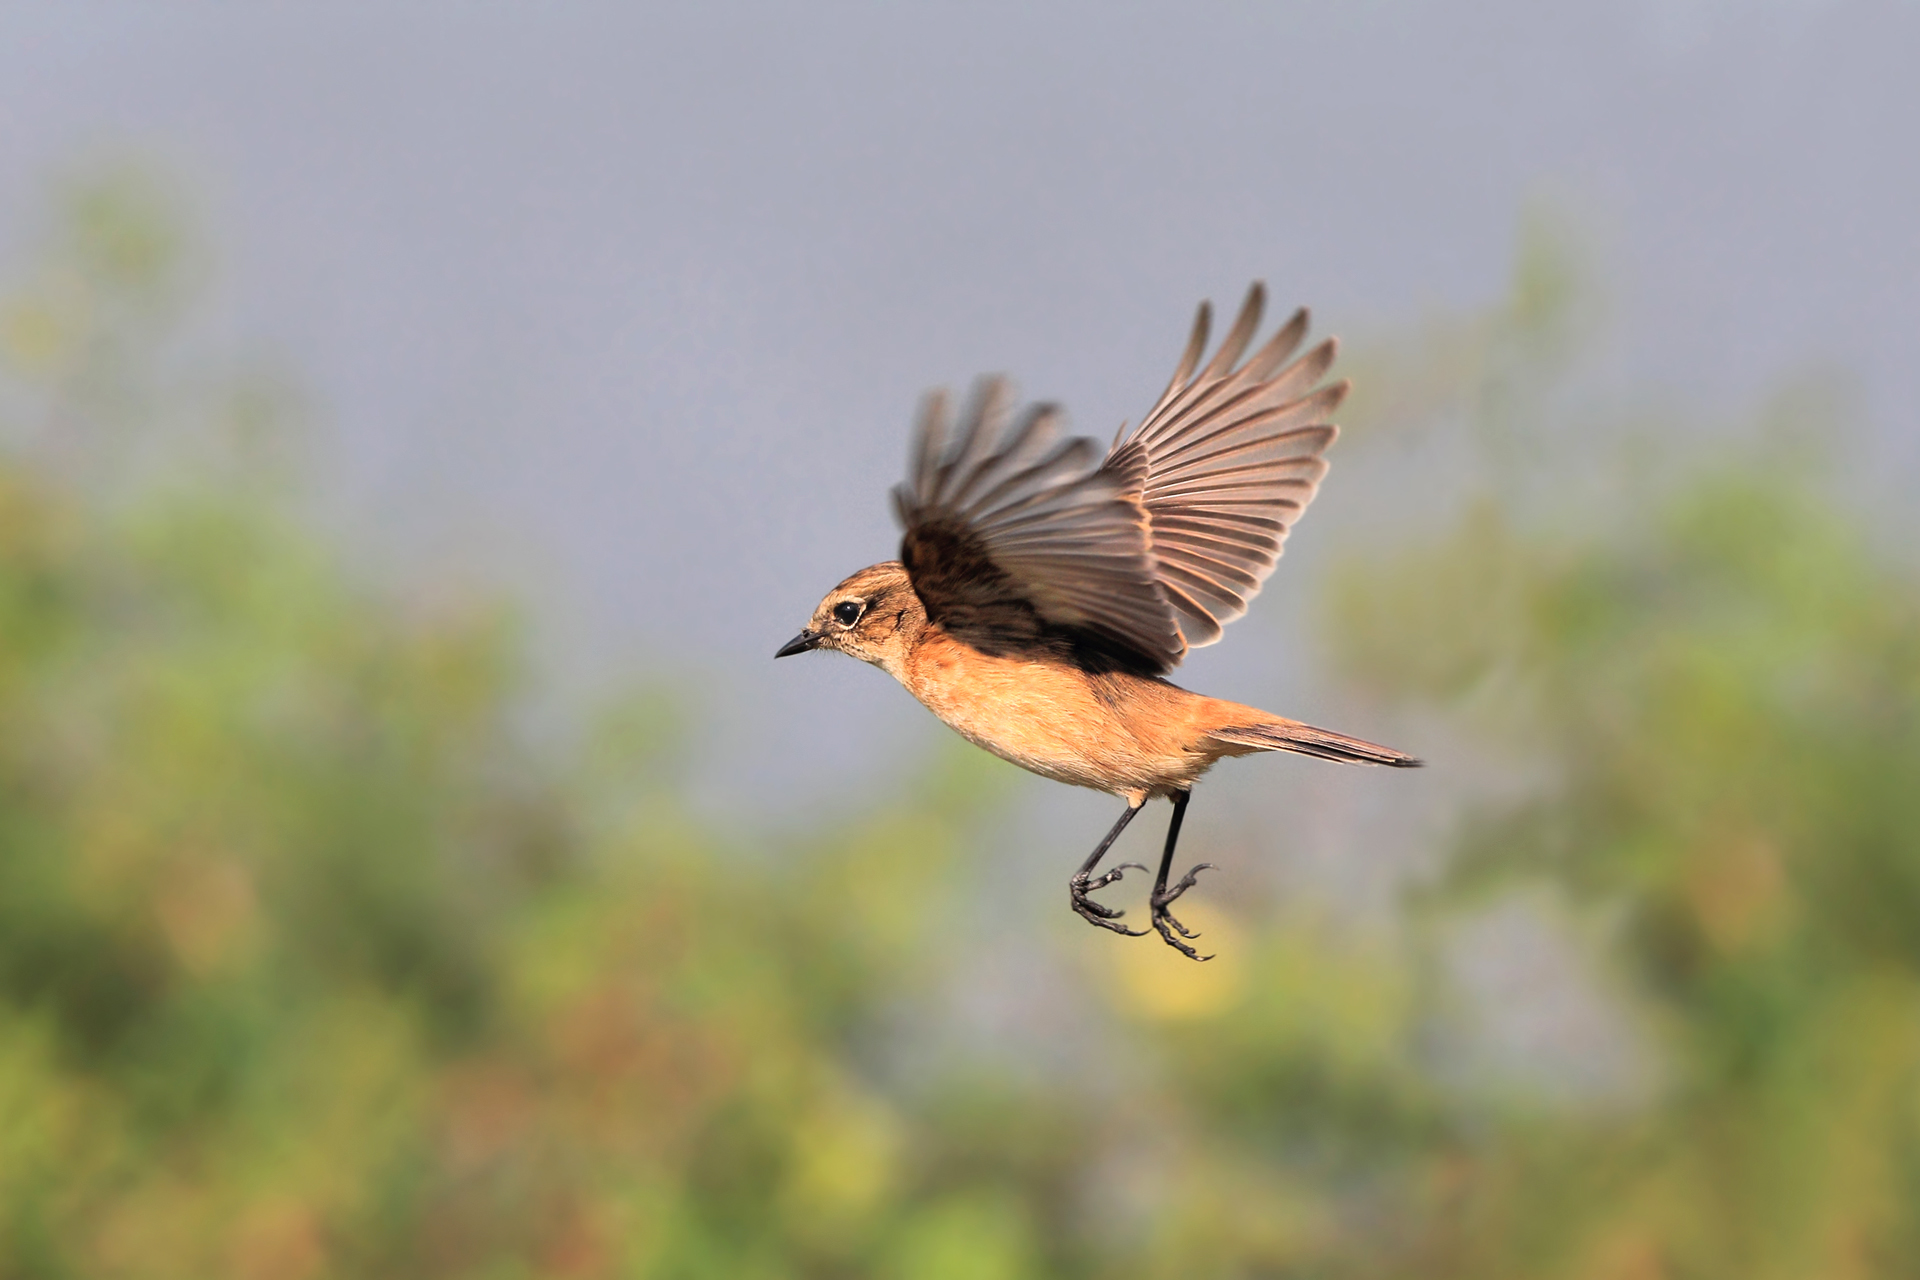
777;284;1420;959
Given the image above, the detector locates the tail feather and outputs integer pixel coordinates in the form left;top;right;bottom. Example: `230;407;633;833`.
1209;720;1422;768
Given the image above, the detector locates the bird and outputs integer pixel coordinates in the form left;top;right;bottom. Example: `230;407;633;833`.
776;284;1420;959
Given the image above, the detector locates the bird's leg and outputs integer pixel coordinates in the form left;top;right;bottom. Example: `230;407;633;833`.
1149;790;1216;961
1069;803;1149;936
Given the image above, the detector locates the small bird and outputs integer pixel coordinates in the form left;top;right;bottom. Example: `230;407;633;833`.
777;284;1420;959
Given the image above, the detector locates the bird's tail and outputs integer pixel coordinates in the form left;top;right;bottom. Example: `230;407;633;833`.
1208;719;1423;768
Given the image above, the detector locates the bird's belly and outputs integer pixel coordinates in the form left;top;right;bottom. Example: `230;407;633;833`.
904;648;1206;797
940;709;1120;790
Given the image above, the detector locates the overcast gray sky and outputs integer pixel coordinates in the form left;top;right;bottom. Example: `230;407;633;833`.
2;0;1915;810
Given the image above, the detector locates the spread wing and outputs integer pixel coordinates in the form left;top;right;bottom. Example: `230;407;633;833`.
891;284;1344;675
1106;282;1346;649
892;379;1183;674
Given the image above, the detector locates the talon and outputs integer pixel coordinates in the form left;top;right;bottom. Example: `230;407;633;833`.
1086;861;1148;892
1073;899;1147;936
1153;914;1214;961
1071;869;1147;936
1149;862;1216;961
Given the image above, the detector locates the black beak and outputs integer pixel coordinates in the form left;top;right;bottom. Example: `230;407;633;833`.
775;629;823;658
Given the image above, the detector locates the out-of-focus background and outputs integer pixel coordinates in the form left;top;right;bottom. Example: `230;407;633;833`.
3;4;1918;1276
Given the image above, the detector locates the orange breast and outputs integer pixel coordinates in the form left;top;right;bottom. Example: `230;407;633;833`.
900;629;1233;801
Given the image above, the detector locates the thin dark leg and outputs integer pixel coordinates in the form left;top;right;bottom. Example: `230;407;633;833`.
1149;790;1216;961
1069;803;1148;936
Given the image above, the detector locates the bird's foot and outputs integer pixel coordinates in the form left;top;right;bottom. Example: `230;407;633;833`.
1150;863;1218;961
1070;862;1149;936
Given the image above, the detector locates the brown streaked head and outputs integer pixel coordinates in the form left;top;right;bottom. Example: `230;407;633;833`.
774;561;925;677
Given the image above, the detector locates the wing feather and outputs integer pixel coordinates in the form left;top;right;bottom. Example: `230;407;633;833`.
1106;283;1346;648
889;283;1346;674
894;376;1182;673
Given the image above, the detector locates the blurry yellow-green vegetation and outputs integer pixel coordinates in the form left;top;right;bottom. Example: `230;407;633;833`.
2;172;1917;1279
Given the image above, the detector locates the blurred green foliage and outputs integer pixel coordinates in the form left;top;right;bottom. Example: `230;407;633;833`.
1;173;1916;1279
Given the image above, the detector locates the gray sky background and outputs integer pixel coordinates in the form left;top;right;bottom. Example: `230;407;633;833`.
2;0;1915;819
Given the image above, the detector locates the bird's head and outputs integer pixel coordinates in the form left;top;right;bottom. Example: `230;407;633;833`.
775;560;924;677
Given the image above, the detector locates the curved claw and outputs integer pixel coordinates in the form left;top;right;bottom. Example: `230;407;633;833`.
1152;913;1214;961
1160;910;1200;939
1149;862;1219;961
1085;861;1149;892
1159;862;1217;897
1075;900;1148;936
1071;866;1148;936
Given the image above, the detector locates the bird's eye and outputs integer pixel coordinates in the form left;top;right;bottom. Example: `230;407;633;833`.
832;600;863;627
